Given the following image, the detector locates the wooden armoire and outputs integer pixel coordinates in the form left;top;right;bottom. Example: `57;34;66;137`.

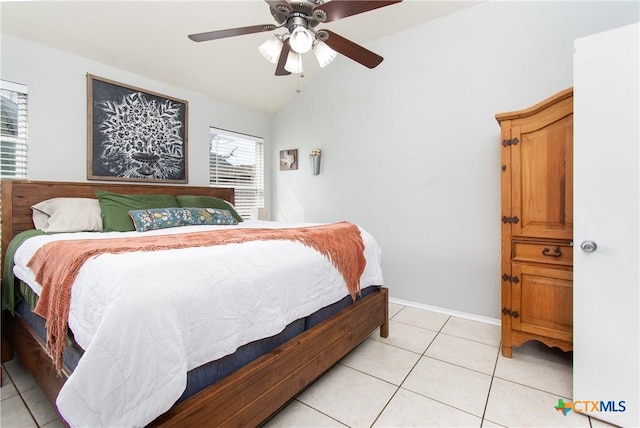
496;88;573;358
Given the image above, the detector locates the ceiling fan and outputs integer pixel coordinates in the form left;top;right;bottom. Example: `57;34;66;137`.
188;0;403;76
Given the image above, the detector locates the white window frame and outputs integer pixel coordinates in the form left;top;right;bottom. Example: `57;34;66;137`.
209;127;264;220
1;80;28;179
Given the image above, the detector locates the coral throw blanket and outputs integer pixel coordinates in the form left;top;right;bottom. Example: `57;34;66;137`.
28;222;365;373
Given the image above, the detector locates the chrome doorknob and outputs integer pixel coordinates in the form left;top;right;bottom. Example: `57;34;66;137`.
580;240;597;253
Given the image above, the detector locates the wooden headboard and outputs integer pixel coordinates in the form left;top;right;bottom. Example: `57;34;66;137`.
0;180;234;272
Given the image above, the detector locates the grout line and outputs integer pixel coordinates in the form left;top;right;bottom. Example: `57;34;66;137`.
368;331;432;357
436;330;501;348
422;329;439;357
420;354;494;378
294;400;348;427
2;363;42;428
369;322;432;428
394;379;486;423
381;328;490;425
391;319;446;335
490;375;573;400
479;344;501;424
369;385;400;428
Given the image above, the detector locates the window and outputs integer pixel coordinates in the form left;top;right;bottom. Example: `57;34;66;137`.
1;81;28;179
209;128;264;220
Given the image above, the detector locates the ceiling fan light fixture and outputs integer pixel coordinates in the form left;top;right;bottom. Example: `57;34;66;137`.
188;0;402;77
289;26;314;54
313;41;337;68
284;51;304;74
258;35;283;64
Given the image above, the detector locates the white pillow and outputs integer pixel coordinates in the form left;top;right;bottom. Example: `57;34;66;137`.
31;198;103;232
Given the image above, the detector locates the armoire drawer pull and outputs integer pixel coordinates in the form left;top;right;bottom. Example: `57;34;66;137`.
542;247;562;257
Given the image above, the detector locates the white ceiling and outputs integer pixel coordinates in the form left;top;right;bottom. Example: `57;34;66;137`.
1;0;481;114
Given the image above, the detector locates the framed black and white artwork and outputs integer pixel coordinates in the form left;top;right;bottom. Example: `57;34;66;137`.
87;74;188;183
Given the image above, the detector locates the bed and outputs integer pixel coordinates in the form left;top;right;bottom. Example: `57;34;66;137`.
0;179;389;427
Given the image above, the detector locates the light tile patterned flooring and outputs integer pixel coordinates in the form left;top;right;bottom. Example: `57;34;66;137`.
0;303;617;427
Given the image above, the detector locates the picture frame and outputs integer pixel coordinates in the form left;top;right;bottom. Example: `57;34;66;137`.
279;149;298;170
87;74;188;183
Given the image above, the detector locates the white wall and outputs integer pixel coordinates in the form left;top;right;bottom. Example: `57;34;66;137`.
1;34;272;211
272;1;639;318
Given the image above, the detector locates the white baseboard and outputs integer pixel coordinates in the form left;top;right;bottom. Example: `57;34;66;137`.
389;297;501;327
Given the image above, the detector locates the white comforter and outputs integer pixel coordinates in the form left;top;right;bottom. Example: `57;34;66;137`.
13;220;384;428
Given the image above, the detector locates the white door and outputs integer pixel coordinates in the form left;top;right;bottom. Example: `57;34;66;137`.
573;23;639;427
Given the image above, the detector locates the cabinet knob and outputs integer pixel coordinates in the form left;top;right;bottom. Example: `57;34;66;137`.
580;240;597;253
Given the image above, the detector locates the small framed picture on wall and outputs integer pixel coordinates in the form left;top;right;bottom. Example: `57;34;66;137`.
279;149;298;170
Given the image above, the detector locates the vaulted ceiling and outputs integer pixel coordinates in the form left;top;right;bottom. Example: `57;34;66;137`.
1;1;481;114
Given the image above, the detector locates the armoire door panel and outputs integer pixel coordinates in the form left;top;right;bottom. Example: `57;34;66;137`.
511;116;573;240
511;264;573;342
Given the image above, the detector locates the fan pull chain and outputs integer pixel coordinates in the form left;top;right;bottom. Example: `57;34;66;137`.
296;73;304;93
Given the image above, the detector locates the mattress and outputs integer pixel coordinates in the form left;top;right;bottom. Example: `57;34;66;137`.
8;220;384;427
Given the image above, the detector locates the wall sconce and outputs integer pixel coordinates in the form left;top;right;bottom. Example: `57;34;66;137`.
310;149;322;175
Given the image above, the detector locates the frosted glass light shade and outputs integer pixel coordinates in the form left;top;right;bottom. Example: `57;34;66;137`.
289;26;313;54
313;41;337;68
258;36;283;64
284;51;304;73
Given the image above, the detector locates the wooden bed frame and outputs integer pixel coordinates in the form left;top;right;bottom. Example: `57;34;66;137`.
0;179;389;427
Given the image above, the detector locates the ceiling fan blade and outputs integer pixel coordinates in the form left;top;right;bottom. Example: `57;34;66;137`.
313;0;402;23
322;30;383;69
188;24;277;42
275;39;292;76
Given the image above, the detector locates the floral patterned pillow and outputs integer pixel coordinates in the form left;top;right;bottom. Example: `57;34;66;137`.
183;207;238;226
129;207;238;232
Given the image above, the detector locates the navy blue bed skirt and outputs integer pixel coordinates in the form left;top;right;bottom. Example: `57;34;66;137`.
15;285;378;403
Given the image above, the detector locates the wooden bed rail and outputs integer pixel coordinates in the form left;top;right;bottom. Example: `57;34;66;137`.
150;287;388;427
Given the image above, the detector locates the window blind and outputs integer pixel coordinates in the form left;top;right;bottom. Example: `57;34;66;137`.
1;81;28;179
209;128;264;220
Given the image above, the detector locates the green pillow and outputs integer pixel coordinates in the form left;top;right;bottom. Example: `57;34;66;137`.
176;195;243;222
96;190;179;231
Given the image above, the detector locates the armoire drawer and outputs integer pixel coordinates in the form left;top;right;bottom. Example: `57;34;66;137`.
512;241;573;266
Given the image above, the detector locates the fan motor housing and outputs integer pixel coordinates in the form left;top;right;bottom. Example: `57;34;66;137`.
270;0;324;27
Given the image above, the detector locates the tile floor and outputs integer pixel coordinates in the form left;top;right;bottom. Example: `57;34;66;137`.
0;303;617;427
